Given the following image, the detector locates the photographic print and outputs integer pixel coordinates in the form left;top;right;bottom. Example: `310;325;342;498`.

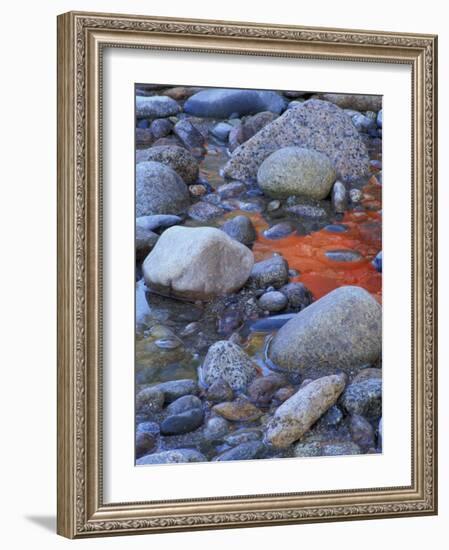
135;86;383;465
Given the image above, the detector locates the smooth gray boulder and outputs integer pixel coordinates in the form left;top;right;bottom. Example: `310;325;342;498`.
136;95;181;119
223;99;370;183
143;226;254;301
257;146;336;199
136;161;190;217
268;286;382;372
265;374;346;448
183;88;287;118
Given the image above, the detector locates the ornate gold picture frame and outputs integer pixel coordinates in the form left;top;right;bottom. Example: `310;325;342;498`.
57;11;437;538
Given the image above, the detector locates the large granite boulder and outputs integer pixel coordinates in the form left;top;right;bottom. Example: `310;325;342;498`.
268;286;382;372
142;226;254;301
223;99;370;183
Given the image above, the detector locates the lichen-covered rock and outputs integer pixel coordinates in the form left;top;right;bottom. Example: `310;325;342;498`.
268;286;382;372
200;341;259;391
223;99;369;183
143;226;254;301
136;161;190;216
257;147;336;200
137;145;199;183
265;374;346;448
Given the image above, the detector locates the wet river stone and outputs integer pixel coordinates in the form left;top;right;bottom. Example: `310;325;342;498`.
184;88;286;118
188;201;225;222
332;180;348;213
143;226;254;301
166;395;202;415
318;93;382;112
294;440;361;457
136;161;190;216
268;286;382;372
223;99;369;183
136;422;160;458
203;416;230;442
221;215;257;246
279;282;313;311
247;373;288;406
137;449;206;465
349;414;376;451
150;118;173;139
325;250;363;262
136;387;165;416
265;374;346;448
138;145;199;183
213;398;263;422
257;147;336;200
136;95;181;119
248;255;289;289
173;119;205;152
205;378;234;403
160;408;204;435
153;379;199;403
215;441;265;461
258;291;288;313
339;378;382;419
200;340;259;391
263;222;295;239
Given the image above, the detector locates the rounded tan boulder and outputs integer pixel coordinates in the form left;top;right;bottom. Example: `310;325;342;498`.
142;226;254;301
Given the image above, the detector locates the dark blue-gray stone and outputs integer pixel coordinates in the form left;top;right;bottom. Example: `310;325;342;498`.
214;441;265;461
184;88;286;118
160;408;204;435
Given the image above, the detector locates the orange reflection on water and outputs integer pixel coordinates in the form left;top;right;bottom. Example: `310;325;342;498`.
252;179;382;302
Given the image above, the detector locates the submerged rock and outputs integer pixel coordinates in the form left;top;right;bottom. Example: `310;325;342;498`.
136;161;190;217
200;340;259;391
257;147;336;200
268;286;382;372
223;99;370;183
143;226;254;301
184;88;286;118
138;145;199;183
265;374;346;448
